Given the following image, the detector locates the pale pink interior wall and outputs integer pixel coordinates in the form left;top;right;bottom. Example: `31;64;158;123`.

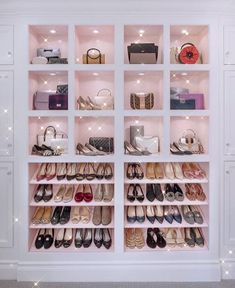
74;117;115;149
170;116;209;154
28;117;68;153
29;71;68;109
124;71;163;109
75;71;114;109
124;25;163;64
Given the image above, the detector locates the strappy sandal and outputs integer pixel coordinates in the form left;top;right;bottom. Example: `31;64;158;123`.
125;228;135;249
135;228;145;249
185;183;197;201
195;184;206;201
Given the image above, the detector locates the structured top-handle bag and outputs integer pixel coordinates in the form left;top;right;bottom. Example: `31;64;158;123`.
37;125;67;149
83;48;105;64
178;129;204;154
178;43;200;64
94;88;114;110
130;92;154;110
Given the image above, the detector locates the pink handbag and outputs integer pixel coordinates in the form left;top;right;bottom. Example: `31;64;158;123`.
178;93;204;109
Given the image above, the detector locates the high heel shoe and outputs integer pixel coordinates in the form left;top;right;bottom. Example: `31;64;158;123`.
87;96;102;110
85;163;96;181
134;163;144;179
85;143;107;155
76;143;97;156
36;163;47;181
32;145;53;156
126;163;135;180
124;141;142;155
104;163;113;180
77;96;92;110
135;184;144;202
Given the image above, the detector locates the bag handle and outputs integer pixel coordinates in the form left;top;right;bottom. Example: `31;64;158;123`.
182;129;197;139
43;126;57;141
180;43;195;50
86;48;101;62
97;88;112;97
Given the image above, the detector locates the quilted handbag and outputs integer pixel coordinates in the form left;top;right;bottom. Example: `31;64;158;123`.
130;93;154;109
178;93;204;110
37;48;61;60
94;89;114;110
48;58;68;64
37;126;68;148
89;137;114;153
33;90;56;110
178;129;204;154
135;136;159;154
178;43;200;64
83;48;105;64
170;99;196;110
56;84;68;95
49;94;68;110
127;43;158;64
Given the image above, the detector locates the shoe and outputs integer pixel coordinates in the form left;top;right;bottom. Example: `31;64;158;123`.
146;184;155;202
126;163;135;180
136;206;145;223
66;163;77;181
94;228;103;248
146;163;155;179
172;205;182;223
43;229;54;249
173;184;184;201
164;163;175;180
170;144;184;155
154;184;164;202
75;228;83;248
51;206;63;225
76;163;86;181
185;183;197;201
76;142;97;156
96;163;105;180
45;163;56;181
55;228;65;248
134;163;144;179
172;163;184;180
80;206;91;224
41;144;62;156
63;185;74;203
63;228;73;248
185;228;195;247
155;163;164;179
190;206;204;224
190;163;206;179
32;207;45;225
173;142;193;155
54;185;66;202
85;163;96;181
85;143;107;156
124;141;142;155
127;184;135;202
77;96;92;110
56;163;67;180
182;205;195;224
36;163;47;181
59;206;71;225
165;228;176;247
195;184;206;201
71;206;81;224
83;228;92;248
164;206;174;224
42;184;53;202
154;228;166;248
35;229;46;249
74;184;84;202
127;206;136;223
94;184;103;202
34;184;45;202
87;96;102;110
155;205;164;224
146;205;155;224
92;206;102;225
102;206;112;226
125;228;136;249
146;228;157;248
32;144;53;156
135;184;144;202
175;228;185;247
41;206;52;224
182;162;194;179
104;163;113;180
83;184;93;202
192;228;204;247
102;228;112;249
103;184;114;202
164;184;175;202
135;228;145;249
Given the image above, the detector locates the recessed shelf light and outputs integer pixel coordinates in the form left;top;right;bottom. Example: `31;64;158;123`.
229;250;233;254
172;74;176;78
185;116;190;120
50;29;56;34
93;72;99;76
44;81;48;85
136;79;140;84
88;127;92;131
93;30;99;34
138;73;145;76
3;109;8;113
225;271;229;275
181;72;188;76
186;79;190;84
181;29;189;35
44;38;48;42
49;73;56;76
139;29;145;34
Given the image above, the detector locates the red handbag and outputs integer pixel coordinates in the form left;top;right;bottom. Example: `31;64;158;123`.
178;43;199;64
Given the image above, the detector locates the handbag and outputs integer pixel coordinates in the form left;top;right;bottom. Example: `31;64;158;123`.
170;87;189;99
130;93;154;109
127;43;158;64
50;138;68;154
178;129;204;154
82;48;105;64
48;58;68;64
31;56;48;64
89;137;114;153
178;43;200;64
37;126;68;149
37;48;61;60
94;89;114;110
33;90;56;110
49;94;68;110
170;99;196;110
130;125;144;146
178;93;204;110
135;136;159;154
56;84;68;95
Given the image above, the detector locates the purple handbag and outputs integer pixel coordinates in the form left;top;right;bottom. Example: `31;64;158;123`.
49;94;68;110
178;93;204;110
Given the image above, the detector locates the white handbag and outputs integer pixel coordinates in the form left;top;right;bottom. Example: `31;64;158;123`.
135;136;159;154
50;138;68;154
94;89;114;110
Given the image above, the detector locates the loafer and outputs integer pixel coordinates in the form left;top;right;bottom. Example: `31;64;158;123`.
154;184;164;202
83;228;92;248
75;228;83;248
83;184;93;202
135;184;144;202
155;205;164;224
43;184;53;202
102;206;112;226
51;206;63;225
55;228;65;248
35;228;45;249
63;228;73;248
185;228;195;247
127;184;135;202
172;205;182;224
146;184;155;202
43;229;54;249
182;205;195;224
136;206;145;223
192;228;204;247
74;184;84;202
164;205;174;224
146;205;155;224
94;228;103;248
34;185;45;203
60;206;71;225
146;228;157;249
190;206;204;224
102;228;112;249
127;206;136;223
165;184;175;202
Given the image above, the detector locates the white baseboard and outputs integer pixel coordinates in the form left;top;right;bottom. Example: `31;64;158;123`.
222;261;235;279
0;262;17;280
17;262;221;282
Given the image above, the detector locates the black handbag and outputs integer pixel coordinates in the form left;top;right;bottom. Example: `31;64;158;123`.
127;43;158;64
56;84;68;95
89;137;114;153
170;99;196;110
49;94;68;110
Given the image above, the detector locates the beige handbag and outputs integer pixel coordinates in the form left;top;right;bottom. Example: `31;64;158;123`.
178;129;204;154
83;48;105;64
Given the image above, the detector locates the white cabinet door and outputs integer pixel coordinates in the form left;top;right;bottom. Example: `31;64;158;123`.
0;71;13;156
224;162;235;247
0;162;13;247
224;71;235;155
0;25;13;65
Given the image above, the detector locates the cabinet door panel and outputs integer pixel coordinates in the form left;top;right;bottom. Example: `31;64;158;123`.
0;163;13;247
0;25;13;65
0;71;13;156
224;162;235;246
224;71;235;155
